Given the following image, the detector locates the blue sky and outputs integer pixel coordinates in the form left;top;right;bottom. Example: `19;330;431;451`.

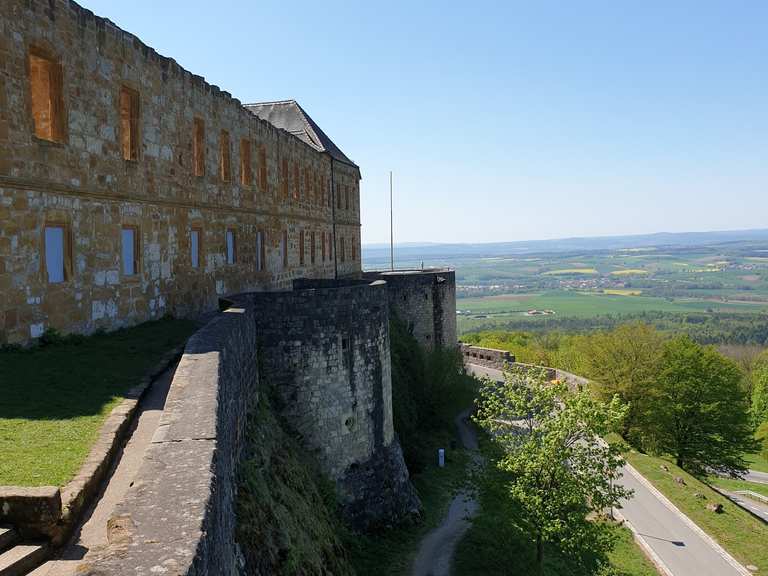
81;0;768;244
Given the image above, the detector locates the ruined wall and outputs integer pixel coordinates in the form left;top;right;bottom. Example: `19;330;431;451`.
245;279;420;530
0;0;362;344
365;269;458;349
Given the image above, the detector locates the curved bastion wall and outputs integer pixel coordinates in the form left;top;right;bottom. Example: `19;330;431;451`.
242;278;420;529
87;278;420;574
364;269;457;349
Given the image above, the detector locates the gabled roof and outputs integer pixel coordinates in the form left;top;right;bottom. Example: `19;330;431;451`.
244;100;358;169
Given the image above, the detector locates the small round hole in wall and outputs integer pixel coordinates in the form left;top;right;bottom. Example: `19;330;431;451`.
345;417;355;429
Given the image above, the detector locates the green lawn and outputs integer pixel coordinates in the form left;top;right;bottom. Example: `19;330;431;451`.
454;435;658;576
0;318;196;486
745;451;768;473
458;291;768;318
624;449;768;571
708;477;768;500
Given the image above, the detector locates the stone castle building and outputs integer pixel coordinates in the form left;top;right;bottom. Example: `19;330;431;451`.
1;0;362;344
0;2;460;573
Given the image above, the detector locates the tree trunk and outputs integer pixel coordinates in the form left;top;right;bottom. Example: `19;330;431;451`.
676;455;683;468
536;534;544;575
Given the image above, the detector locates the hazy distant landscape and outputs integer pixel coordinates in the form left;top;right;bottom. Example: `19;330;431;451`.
364;229;768;341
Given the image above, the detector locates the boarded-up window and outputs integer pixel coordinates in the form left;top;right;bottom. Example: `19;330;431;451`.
293;162;300;201
299;231;305;266
220;130;231;183
120;86;140;161
280;158;289;198
44;225;67;283
29;49;64;142
281;230;288;269
258;145;268;191
321;232;326;262
226;229;236;264
256;230;265;271
122;226;139;276
240;139;251;186
311;231;316;264
193;118;205;176
191;228;201;269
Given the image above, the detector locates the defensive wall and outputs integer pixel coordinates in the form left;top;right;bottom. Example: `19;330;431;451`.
0;0;362;345
85;277;422;574
363;269;457;349
460;343;590;390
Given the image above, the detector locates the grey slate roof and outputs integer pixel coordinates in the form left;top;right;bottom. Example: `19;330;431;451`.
244;100;358;169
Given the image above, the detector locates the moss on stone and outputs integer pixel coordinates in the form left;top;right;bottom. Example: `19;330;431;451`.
236;398;354;576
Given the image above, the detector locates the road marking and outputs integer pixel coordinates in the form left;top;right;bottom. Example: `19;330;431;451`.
625;464;753;576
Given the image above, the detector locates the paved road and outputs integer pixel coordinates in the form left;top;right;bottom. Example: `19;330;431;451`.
744;469;768;485
466;362;750;576
411;409;481;576
717;489;768;523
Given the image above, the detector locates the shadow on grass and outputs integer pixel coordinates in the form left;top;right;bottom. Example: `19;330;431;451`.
0;318;196;421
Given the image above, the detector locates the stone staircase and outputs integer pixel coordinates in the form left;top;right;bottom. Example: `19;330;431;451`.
0;527;47;576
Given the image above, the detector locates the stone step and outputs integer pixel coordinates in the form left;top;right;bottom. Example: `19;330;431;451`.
0;529;17;554
0;544;48;576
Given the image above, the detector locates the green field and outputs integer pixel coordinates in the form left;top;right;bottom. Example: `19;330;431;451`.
457;291;768;333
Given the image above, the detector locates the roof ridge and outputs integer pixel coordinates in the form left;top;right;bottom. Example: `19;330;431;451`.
243;99;298;107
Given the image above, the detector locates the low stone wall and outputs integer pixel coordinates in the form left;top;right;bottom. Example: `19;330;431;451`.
86;305;258;575
459;343;515;368
461;344;589;391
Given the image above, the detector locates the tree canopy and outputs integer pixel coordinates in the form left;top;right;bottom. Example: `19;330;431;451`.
648;336;756;476
474;366;630;574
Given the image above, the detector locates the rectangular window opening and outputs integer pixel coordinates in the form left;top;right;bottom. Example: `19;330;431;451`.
122;226;139;276
281;230;288;269
191;228;202;269
258;145;268;191
240;139;252;186
44;225;67;283
310;231;316;265
299;230;305;266
29;50;64;143
193;118;205;176
220;130;231;183
256;230;265;272
226;229;236;265
120;86;140;161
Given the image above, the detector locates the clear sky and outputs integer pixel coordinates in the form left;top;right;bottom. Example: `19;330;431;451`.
80;0;768;244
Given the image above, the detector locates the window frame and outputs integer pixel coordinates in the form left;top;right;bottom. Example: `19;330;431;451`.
28;46;66;144
193;117;205;177
42;222;72;284
119;85;140;162
226;228;236;265
240;138;252;187
121;225;140;278
190;226;203;270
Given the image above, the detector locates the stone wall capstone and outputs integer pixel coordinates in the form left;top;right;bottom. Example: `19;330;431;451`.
85;304;258;575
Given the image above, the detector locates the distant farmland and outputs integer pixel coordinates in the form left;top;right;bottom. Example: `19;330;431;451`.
457;291;768;333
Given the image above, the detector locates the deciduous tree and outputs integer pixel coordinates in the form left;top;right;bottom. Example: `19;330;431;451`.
474;366;630;575
648;336;756;476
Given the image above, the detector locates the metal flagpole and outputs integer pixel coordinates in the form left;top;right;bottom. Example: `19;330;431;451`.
390;171;394;271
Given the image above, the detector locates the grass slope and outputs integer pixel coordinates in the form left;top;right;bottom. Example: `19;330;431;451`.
0;318;196;486
624;449;768;570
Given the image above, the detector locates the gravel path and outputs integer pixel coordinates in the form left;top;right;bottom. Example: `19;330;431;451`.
411;408;481;576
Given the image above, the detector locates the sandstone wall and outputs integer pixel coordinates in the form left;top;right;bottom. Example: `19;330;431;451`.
365;269;458;349
0;0;362;344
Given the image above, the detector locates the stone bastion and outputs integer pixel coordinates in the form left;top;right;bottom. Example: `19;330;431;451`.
85;276;425;574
